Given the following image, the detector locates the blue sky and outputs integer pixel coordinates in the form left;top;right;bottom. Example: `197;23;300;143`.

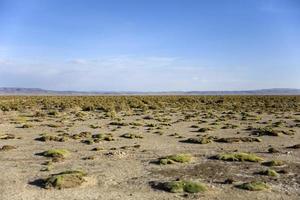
0;0;299;91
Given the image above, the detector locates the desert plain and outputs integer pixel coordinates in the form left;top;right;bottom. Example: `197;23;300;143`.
0;96;299;200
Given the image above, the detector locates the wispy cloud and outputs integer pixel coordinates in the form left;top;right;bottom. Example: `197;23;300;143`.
0;58;11;65
68;56;179;68
0;55;215;91
0;55;298;91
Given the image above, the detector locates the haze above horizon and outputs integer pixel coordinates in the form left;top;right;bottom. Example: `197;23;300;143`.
0;0;300;91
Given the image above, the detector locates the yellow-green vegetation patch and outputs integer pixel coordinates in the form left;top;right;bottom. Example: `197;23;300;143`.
44;170;87;189
213;152;263;162
236;181;269;191
92;133;114;141
159;154;192;165
42;149;70;158
89;124;101;129
182;137;212;144
215;137;261;143
253;127;280;136
121;133;143;139
258;169;279;177
71;131;92;140
162;180;207;193
36;135;66;142
41;165;53;172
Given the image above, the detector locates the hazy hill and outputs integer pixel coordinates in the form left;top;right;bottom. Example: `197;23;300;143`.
0;87;300;95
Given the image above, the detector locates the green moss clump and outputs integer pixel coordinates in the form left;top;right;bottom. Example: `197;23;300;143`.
258;169;279;177
121;133;143;139
42;149;70;158
159;154;192;165
183;137;212;144
71;131;92;140
236;181;269;191
92;133;114;141
41;165;53;172
89;124;101;129
254;127;280;136
214;152;263;162
44;170;86;189
36;135;64;142
215;137;261;143
163;180;207;193
262;160;284;167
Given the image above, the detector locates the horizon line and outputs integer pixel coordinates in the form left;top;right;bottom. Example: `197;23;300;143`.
0;87;300;93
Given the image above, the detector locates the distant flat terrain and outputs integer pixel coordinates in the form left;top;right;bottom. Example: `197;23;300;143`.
1;87;300;95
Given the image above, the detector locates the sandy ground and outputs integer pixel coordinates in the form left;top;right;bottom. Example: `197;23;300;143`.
0;109;299;200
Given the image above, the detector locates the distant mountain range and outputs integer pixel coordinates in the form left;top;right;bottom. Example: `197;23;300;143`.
0;87;300;95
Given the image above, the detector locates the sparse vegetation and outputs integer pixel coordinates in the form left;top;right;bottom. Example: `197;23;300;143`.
160;180;207;193
44;170;87;189
236;181;269;191
42;149;70;158
215;137;261;143
1;96;298;112
252;127;280;136
121;133;143;139
159;154;192;165
0;95;299;199
213;152;264;162
257;169;279;177
92;133;114;141
182;137;212;144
